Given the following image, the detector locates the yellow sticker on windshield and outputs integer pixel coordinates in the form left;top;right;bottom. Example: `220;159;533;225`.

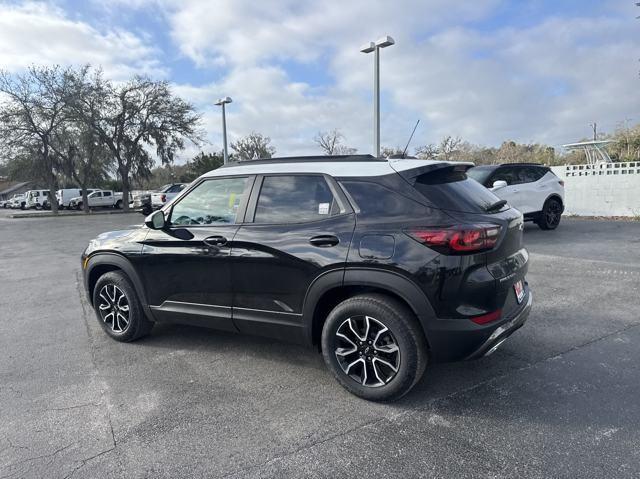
229;192;236;208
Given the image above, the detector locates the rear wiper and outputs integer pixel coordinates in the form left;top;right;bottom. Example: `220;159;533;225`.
485;199;507;212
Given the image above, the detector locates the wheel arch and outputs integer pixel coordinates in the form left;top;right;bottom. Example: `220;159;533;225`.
545;193;564;211
302;268;435;349
85;253;149;312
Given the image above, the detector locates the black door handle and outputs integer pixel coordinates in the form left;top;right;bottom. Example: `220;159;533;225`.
309;235;339;247
203;235;227;247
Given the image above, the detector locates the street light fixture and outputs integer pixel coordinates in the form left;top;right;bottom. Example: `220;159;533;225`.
360;35;395;157
215;96;233;164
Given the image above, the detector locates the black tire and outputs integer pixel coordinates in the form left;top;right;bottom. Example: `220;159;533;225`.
321;294;428;402
115;200;123;209
92;271;154;342
536;198;562;230
141;204;152;216
76;202;82;211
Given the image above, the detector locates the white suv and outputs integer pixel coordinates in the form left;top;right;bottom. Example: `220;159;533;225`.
467;163;565;230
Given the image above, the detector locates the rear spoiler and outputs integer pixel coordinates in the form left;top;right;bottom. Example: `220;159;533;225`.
390;161;475;185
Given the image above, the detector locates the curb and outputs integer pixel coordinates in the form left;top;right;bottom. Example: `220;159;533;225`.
9;210;141;219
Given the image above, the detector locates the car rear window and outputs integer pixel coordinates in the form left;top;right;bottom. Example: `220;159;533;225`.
412;166;503;214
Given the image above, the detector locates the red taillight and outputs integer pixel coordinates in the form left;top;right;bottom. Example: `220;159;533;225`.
161;194;166;202
558;180;565;187
470;309;502;325
406;224;502;254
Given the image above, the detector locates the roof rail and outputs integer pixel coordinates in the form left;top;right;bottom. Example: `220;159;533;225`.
222;154;382;167
499;162;545;166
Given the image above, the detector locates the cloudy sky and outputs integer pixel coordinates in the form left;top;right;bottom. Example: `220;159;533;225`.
0;0;637;161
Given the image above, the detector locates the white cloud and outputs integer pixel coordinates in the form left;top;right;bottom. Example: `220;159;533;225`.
3;0;638;159
154;0;640;155
0;2;165;79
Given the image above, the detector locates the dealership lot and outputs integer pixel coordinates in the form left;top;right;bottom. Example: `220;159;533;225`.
1;214;639;478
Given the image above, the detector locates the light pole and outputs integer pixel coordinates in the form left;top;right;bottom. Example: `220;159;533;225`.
215;96;232;164
360;35;395;157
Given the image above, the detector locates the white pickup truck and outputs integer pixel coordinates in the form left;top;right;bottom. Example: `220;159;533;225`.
68;190;125;210
150;183;187;211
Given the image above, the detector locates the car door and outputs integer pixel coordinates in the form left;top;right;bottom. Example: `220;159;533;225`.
139;175;254;331
489;166;526;212
102;191;112;207
231;174;355;342
88;191;101;207
517;166;550;213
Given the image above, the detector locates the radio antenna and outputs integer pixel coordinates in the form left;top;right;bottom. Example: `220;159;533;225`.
402;119;420;158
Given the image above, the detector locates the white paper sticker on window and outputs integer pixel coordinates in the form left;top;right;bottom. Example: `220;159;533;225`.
318;202;330;215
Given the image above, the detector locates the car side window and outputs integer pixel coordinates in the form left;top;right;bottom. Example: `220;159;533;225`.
170;177;249;226
520;166;547;183
253;175;338;224
491;167;521;186
103;191;112;197
341;180;428;217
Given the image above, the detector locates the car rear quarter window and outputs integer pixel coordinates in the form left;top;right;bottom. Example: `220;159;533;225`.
520;166;548;183
340;180;424;217
254;175;339;224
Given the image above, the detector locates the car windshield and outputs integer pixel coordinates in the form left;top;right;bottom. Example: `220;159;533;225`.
158;184;173;192
466;166;496;185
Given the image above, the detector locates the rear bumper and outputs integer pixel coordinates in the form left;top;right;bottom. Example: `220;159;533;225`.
465;291;532;359
424;286;532;362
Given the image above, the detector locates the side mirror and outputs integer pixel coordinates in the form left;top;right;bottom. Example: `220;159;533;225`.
492;180;508;190
145;210;166;230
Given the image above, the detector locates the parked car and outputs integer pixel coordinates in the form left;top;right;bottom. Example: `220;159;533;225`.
56;188;97;209
24;190;50;209
130;190;154;216
8;194;26;209
69;190;125;210
150;183;187;211
82;155;532;401
467;163;565;230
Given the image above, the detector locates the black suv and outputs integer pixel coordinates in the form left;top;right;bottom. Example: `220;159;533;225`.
82;155;532;401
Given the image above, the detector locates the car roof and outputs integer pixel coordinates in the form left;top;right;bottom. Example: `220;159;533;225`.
202;155;459;179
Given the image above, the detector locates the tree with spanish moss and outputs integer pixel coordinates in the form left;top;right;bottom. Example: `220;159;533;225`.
0;65;74;214
69;68;203;211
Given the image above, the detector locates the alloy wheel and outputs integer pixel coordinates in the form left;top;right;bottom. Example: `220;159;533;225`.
97;284;130;333
546;201;561;227
334;315;401;387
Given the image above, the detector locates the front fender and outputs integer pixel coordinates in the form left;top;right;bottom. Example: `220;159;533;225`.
84;253;153;319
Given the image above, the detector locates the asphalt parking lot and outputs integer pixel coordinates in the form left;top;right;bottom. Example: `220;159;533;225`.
1;213;639;478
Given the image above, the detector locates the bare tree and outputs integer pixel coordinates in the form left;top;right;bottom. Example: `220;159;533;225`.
0;66;74;214
380;146;404;157
70;68;203;211
414;143;438;160
314;129;357;155
231;132;276;161
438;135;462;161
